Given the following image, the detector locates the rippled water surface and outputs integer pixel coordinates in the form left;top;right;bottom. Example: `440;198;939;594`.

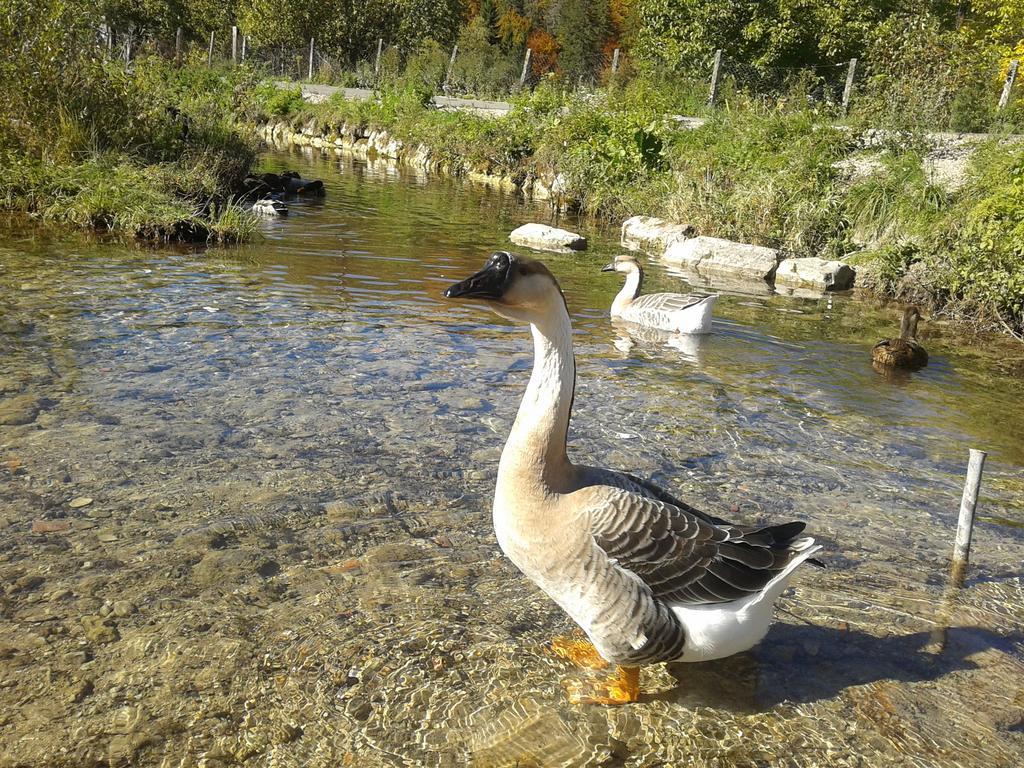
1;148;1023;767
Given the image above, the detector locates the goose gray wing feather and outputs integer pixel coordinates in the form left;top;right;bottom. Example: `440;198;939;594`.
576;465;728;525
629;292;708;313
576;485;809;606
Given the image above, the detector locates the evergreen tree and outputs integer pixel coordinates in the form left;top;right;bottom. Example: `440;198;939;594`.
553;0;609;82
479;0;500;45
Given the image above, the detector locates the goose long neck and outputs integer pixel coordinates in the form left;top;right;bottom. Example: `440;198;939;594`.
500;302;576;491
611;266;643;315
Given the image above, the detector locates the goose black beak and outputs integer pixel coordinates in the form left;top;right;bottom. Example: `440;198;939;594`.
444;251;514;300
600;262;616;272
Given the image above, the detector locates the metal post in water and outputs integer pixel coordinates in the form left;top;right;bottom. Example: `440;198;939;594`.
952;448;986;583
308;38;315;80
207;30;215;67
708;49;723;106
842;58;857;112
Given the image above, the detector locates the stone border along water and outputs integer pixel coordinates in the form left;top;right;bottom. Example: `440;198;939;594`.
258;118;858;296
264;80;1024;294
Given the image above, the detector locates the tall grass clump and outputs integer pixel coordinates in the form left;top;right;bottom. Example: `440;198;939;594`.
0;1;259;242
663;108;852;257
844;150;948;247
925;142;1024;335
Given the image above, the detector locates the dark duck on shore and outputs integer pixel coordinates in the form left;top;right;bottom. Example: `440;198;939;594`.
872;307;928;369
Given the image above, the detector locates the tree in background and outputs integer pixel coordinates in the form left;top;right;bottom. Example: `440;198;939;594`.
238;1;400;63
450;15;519;94
479;0;501;45
551;0;610;82
497;1;532;49
395;0;465;52
526;28;560;77
958;0;1024;61
630;1;911;74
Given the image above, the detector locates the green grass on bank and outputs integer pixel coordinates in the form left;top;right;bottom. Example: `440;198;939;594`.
1;42;261;243
251;76;1024;336
0;153;257;243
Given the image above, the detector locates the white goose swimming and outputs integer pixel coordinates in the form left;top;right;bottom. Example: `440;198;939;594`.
444;251;821;704
603;254;716;334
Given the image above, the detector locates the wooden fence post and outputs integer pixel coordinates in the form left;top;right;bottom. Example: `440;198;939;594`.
375;38;383;76
125;30;132;64
444;44;458;90
842;58;858;112
518;48;532;90
207;30;215;67
708;49;723;106
999;59;1020;111
308;38;315;80
611;48;620;76
175;27;184;66
231;26;238;64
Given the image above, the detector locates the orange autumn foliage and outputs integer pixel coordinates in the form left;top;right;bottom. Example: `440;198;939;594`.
527;28;560;76
498;9;532;48
608;0;632;35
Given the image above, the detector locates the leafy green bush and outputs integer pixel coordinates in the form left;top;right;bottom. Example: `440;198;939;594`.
252;82;307;118
931;143;1024;332
850;15;1003;133
862;242;922;296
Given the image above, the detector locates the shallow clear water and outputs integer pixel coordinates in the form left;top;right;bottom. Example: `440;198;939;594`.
1;147;1023;767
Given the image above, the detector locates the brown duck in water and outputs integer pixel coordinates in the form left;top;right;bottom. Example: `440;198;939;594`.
872;307;928;369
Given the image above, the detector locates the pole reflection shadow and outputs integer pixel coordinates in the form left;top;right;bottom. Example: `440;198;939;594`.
653;622;1022;711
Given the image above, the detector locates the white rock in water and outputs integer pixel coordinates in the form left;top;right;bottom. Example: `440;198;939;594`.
774;257;855;292
509;223;587;252
620;216;694;253
664;236;781;281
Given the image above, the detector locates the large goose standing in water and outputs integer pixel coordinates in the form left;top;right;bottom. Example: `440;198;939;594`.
443;251;822;704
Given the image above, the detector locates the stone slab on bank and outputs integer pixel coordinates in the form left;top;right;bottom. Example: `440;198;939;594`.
663;236;781;281
620;216;695;254
775;257;856;292
509;223;587;252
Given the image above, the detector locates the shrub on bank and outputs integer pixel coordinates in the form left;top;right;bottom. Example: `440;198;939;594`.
927;143;1024;333
664;108;851;257
1;9;260;244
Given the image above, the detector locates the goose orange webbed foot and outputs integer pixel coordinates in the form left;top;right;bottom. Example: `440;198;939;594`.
562;665;640;705
549;635;609;670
